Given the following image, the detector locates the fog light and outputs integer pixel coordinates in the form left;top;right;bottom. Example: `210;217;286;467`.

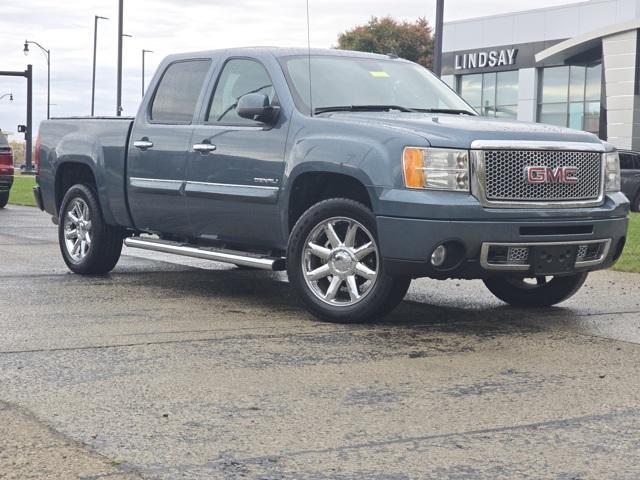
431;245;447;267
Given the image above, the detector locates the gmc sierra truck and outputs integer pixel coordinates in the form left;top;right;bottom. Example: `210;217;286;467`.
33;47;629;322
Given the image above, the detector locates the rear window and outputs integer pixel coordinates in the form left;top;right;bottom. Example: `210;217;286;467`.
0;133;8;148
150;60;211;124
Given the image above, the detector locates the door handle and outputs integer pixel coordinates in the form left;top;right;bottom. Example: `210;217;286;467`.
193;143;217;154
133;139;154;150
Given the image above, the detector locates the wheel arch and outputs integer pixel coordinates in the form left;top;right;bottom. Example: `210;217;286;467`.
284;168;375;234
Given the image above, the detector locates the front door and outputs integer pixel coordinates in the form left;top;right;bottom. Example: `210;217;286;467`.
127;59;212;235
184;58;287;248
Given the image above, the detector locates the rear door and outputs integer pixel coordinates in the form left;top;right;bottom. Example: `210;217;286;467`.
127;58;212;235
184;57;287;247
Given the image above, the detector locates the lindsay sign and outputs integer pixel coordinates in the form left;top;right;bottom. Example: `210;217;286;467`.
454;49;518;70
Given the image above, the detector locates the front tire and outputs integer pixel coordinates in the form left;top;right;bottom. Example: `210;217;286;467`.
58;184;123;275
483;272;588;308
287;198;411;323
0;191;8;209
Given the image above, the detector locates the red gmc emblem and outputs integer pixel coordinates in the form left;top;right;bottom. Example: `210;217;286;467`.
524;166;578;184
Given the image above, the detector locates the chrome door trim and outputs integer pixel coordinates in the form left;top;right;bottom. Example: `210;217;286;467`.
480;239;611;271
129;177;183;192
184;180;279;204
186;181;278;190
470;150;606;209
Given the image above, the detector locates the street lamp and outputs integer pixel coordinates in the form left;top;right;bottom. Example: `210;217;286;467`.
142;49;153;97
24;39;51;119
0;93;13;102
91;15;109;116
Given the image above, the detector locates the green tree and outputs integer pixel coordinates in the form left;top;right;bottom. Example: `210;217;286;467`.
337;16;433;68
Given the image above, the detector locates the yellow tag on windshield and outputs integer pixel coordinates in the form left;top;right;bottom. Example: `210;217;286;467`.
369;71;390;78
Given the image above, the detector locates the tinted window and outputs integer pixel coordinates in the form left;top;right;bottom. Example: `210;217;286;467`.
207;59;275;125
619;153;633;170
150;60;211;124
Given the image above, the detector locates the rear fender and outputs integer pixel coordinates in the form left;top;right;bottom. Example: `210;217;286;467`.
53;134;116;225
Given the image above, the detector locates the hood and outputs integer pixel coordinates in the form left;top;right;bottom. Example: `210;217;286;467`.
321;112;603;149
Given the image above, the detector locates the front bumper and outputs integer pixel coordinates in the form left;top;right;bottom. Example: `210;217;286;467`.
376;193;629;279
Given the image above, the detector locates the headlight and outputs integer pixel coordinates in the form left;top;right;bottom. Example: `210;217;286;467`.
604;151;621;193
403;147;469;191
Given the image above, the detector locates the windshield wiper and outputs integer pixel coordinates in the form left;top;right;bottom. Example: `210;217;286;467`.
314;105;416;114
413;108;477;116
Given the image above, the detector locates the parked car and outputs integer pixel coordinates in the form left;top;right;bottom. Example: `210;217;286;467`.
0;130;14;209
33;48;630;322
619;150;640;211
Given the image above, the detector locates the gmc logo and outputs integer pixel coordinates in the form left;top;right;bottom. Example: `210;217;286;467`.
525;166;578;185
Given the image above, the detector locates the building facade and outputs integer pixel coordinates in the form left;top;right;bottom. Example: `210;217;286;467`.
441;0;640;150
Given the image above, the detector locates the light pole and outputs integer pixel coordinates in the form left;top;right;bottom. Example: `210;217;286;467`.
0;93;13;102
433;0;445;77
23;39;50;119
91;15;109;116
117;0;124;116
142;49;153;97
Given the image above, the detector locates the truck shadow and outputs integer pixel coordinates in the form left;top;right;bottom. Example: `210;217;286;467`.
111;262;573;338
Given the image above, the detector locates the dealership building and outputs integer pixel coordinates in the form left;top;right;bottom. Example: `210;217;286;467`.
441;0;640;150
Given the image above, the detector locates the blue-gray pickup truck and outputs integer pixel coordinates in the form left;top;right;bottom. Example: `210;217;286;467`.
33;47;630;322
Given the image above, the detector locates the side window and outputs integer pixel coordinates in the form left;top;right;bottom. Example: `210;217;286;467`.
619;153;633;170
150;60;211;124
634;154;640;170
206;59;275;125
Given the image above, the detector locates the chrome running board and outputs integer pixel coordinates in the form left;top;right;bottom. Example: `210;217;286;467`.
124;237;286;271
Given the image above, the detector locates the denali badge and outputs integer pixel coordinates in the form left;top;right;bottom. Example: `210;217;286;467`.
525;166;578;185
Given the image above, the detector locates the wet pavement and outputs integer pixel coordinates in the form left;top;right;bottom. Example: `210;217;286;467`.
1;204;639;479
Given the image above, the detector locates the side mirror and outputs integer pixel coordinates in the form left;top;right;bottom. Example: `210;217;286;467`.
237;93;279;124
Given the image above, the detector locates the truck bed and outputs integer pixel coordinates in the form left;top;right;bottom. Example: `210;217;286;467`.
38;116;135;227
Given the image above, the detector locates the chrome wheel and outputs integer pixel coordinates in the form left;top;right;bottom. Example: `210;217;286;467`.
302;216;379;306
63;198;92;262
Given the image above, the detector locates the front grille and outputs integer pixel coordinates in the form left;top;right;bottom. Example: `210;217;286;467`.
483;150;602;203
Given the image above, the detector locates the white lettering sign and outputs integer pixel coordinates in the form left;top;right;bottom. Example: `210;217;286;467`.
454;48;518;70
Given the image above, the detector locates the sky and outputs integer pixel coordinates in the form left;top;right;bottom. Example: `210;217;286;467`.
0;0;584;143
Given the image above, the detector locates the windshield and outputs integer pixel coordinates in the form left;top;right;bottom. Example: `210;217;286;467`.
280;55;474;114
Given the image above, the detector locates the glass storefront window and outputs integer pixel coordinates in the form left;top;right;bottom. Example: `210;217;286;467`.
458;71;518;119
539;103;568;127
569;66;586;102
459;74;482;110
585;64;602;101
537;64;601;135
496;71;519;106
541;66;569;103
482;73;496;115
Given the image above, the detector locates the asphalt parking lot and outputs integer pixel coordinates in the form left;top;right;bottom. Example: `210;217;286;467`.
1;204;640;479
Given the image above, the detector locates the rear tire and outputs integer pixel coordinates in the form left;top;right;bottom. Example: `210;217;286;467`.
58;184;123;275
287;198;411;323
0;191;8;209
483;272;588;308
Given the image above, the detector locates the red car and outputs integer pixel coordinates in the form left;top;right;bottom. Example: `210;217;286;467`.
0;131;13;208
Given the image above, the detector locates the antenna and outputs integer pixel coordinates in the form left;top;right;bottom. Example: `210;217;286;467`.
306;0;313;116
